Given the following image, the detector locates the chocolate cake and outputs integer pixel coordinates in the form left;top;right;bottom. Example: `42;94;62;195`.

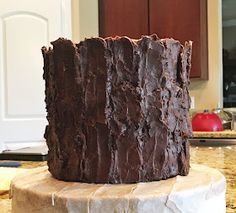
42;35;192;183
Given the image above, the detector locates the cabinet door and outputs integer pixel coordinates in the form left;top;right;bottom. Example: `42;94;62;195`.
99;0;149;39
149;0;208;79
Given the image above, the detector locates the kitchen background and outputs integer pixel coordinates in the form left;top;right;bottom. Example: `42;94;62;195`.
0;0;236;212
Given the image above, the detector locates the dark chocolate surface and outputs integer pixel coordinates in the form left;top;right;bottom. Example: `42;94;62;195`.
42;35;192;183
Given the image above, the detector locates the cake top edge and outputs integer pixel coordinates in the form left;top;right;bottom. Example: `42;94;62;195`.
44;34;192;49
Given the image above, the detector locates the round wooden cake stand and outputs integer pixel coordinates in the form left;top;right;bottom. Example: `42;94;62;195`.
10;164;226;213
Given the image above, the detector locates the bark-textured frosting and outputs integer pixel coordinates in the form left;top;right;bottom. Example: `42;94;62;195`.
42;35;192;183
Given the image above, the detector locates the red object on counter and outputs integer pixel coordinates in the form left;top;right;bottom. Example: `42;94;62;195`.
192;110;223;132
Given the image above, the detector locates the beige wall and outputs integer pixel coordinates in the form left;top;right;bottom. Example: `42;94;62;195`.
72;0;223;111
189;0;222;111
71;0;99;43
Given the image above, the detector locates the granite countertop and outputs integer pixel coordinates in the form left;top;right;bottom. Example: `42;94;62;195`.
193;130;236;138
1;146;236;213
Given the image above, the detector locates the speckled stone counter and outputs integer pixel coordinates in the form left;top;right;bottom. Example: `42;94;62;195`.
193;130;236;138
1;145;236;213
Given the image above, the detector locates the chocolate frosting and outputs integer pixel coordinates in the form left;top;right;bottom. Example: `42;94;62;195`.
42;35;192;183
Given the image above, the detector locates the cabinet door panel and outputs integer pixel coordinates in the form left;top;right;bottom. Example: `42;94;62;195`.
149;0;208;79
99;0;149;39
